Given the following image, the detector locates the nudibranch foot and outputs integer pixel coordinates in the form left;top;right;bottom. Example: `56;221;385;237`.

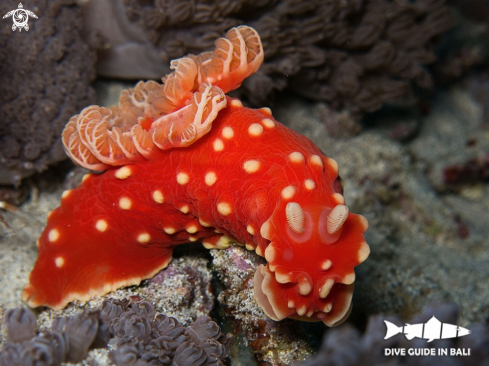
21;172;184;310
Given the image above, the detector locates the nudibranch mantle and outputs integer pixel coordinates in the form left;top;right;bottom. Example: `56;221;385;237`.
23;26;369;327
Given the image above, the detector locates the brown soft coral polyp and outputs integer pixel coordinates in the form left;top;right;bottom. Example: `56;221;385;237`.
0;0;96;185
81;0;453;113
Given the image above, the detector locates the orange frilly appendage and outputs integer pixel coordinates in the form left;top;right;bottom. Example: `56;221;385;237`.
192;25;264;94
61;25;264;171
143;83;227;151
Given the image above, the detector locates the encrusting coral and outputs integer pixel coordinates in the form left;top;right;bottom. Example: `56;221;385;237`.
0;0;96;186
0;299;234;366
82;0;454;113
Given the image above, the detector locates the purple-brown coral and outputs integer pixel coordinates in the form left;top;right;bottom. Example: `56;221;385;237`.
0;0;96;186
82;0;453;113
0;307;98;365
105;299;234;366
0;298;234;366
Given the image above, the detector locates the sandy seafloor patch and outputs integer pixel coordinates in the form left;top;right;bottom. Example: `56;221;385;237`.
1;80;488;365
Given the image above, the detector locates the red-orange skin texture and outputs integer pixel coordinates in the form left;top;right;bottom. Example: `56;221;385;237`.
25;100;366;322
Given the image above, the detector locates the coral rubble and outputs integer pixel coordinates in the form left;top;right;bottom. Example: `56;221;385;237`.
211;245;316;365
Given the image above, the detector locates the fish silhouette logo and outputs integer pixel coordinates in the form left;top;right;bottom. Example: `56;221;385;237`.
3;3;38;32
384;316;471;342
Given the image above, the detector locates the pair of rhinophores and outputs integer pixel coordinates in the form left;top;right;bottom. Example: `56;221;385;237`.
24;26;369;327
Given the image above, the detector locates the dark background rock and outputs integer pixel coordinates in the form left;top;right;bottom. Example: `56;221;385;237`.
0;0;96;186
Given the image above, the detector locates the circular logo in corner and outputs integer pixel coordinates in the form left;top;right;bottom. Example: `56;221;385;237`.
2;3;38;32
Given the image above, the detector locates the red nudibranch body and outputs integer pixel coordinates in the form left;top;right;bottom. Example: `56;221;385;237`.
23;26;369;327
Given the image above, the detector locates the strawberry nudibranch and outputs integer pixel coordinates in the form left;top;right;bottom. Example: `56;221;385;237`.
23;26;369;327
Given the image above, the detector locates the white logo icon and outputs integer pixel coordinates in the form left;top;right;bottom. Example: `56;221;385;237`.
384;316;471;342
3;3;38;32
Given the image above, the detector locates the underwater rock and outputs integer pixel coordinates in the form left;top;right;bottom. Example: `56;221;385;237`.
211;245;315;365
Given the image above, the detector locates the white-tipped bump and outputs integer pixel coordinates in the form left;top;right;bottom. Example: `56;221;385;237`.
297;305;307;316
323;303;333;313
333;193;345;204
285;202;305;233
217;202;232;216
205;171;217;186
260;221;271;240
95;219;108;232
343;273;355;285
55;257;65;268
288;300;295;309
281;185;296;200
358;241;370;262
288;152;305;164
326;157;339;174
304;179;316;190
115;166;132;179
275;272;293;284
199;218;211;227
213;139;224;151
137;233;151;243
248;123;263;137
319;278;335;299
48;229;60;242
306;309;314;317
202;240;214;249
82;174;91;182
320;259;332;271
327;205;349;234
222;127;234;139
177;172;190;185
264;245;276;262
61;190;71;199
255;245;264;256
298;276;313;296
206;235;233;249
179;205;189;214
309;155;323;168
153;190;164;203
164;227;176;235
260;107;272;116
245;243;255;251
261;118;275;128
119;197;132;210
186;224;198;234
230;99;243;108
189;236;197;242
243;160;261;174
359;215;369;232
247;225;255;235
